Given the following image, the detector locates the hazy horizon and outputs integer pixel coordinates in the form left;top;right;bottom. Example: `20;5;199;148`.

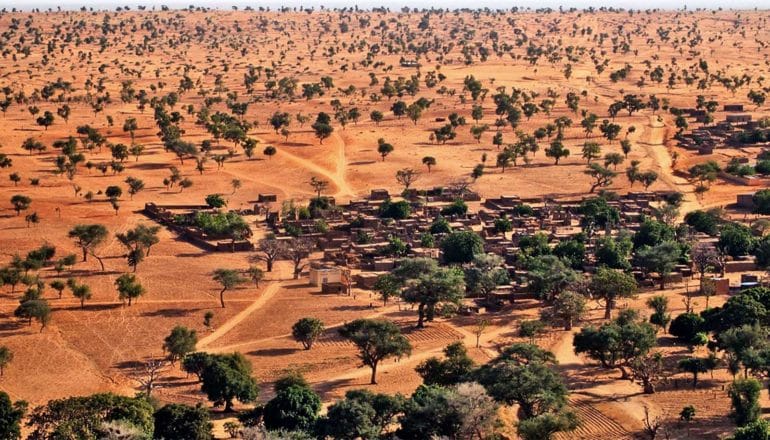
10;0;770;11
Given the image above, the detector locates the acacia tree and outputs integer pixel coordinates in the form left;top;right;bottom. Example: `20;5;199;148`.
339;319;412;384
212;269;246;308
422;156;436;172
68;224;108;270
10;195;31;216
115;273;145;306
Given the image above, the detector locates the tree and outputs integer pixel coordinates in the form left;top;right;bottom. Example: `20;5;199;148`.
573;313;656;379
0;391;26;440
395;168;420;191
205;194;226;209
69;224;108;267
526;255;578;301
256;237;286;272
163;326;198;364
440;231;484;264
123;118;138;142
719;223;756;258
370;110;384;125
182;352;212;382
311;113;333;144
620;139;632;158
730;378;762;426
542;291;586;330
397;383;499;440
291;317;324;350
422;156;436;172
729;419;770;440
115;273;145;306
647;295;671;331
376;138;394;161
286;237;314;280
373;274;399;306
399;261;465;328
464;253;510;301
116;224;160;272
26;393;154;440
416;342;475;386
125;177;144;199
517;410;580;440
338;319;412;384
69;281;92;309
263;145;276;159
263;378;321;432
200;353;259;411
630;352;664;394
246;266;263;287
406;103;423;125
212;269;246;308
678;357;709;389
475;348;568;418
0;346;12;376
585;163;616;193
635;241;682;290
321;390;404;440
545;140;570;165
308;177;329;198
471;164;484;181
591;267;637;319
153;403;213;440
14;298;51;330
581;141;601;163
10;195;31;216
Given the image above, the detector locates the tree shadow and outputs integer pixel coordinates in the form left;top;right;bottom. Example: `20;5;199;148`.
330;304;374;312
59;303;122;312
142;308;202;318
248;347;298;357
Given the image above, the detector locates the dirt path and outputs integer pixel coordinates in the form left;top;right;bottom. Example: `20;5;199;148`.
275;132;355;198
197;265;287;350
636;116;701;219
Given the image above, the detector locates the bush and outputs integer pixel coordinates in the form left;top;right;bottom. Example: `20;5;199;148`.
440;199;468;217
669;313;704;343
684;210;719;235
729;378;762;426
755;160;770;175
753;189;770;215
262;384;321;432
379;199;411;219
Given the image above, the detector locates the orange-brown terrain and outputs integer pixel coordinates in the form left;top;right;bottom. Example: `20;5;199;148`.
1;5;770;439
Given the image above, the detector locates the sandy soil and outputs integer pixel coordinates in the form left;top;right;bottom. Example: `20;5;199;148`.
0;7;769;439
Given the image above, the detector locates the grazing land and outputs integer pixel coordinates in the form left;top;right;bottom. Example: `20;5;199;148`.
2;5;770;439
